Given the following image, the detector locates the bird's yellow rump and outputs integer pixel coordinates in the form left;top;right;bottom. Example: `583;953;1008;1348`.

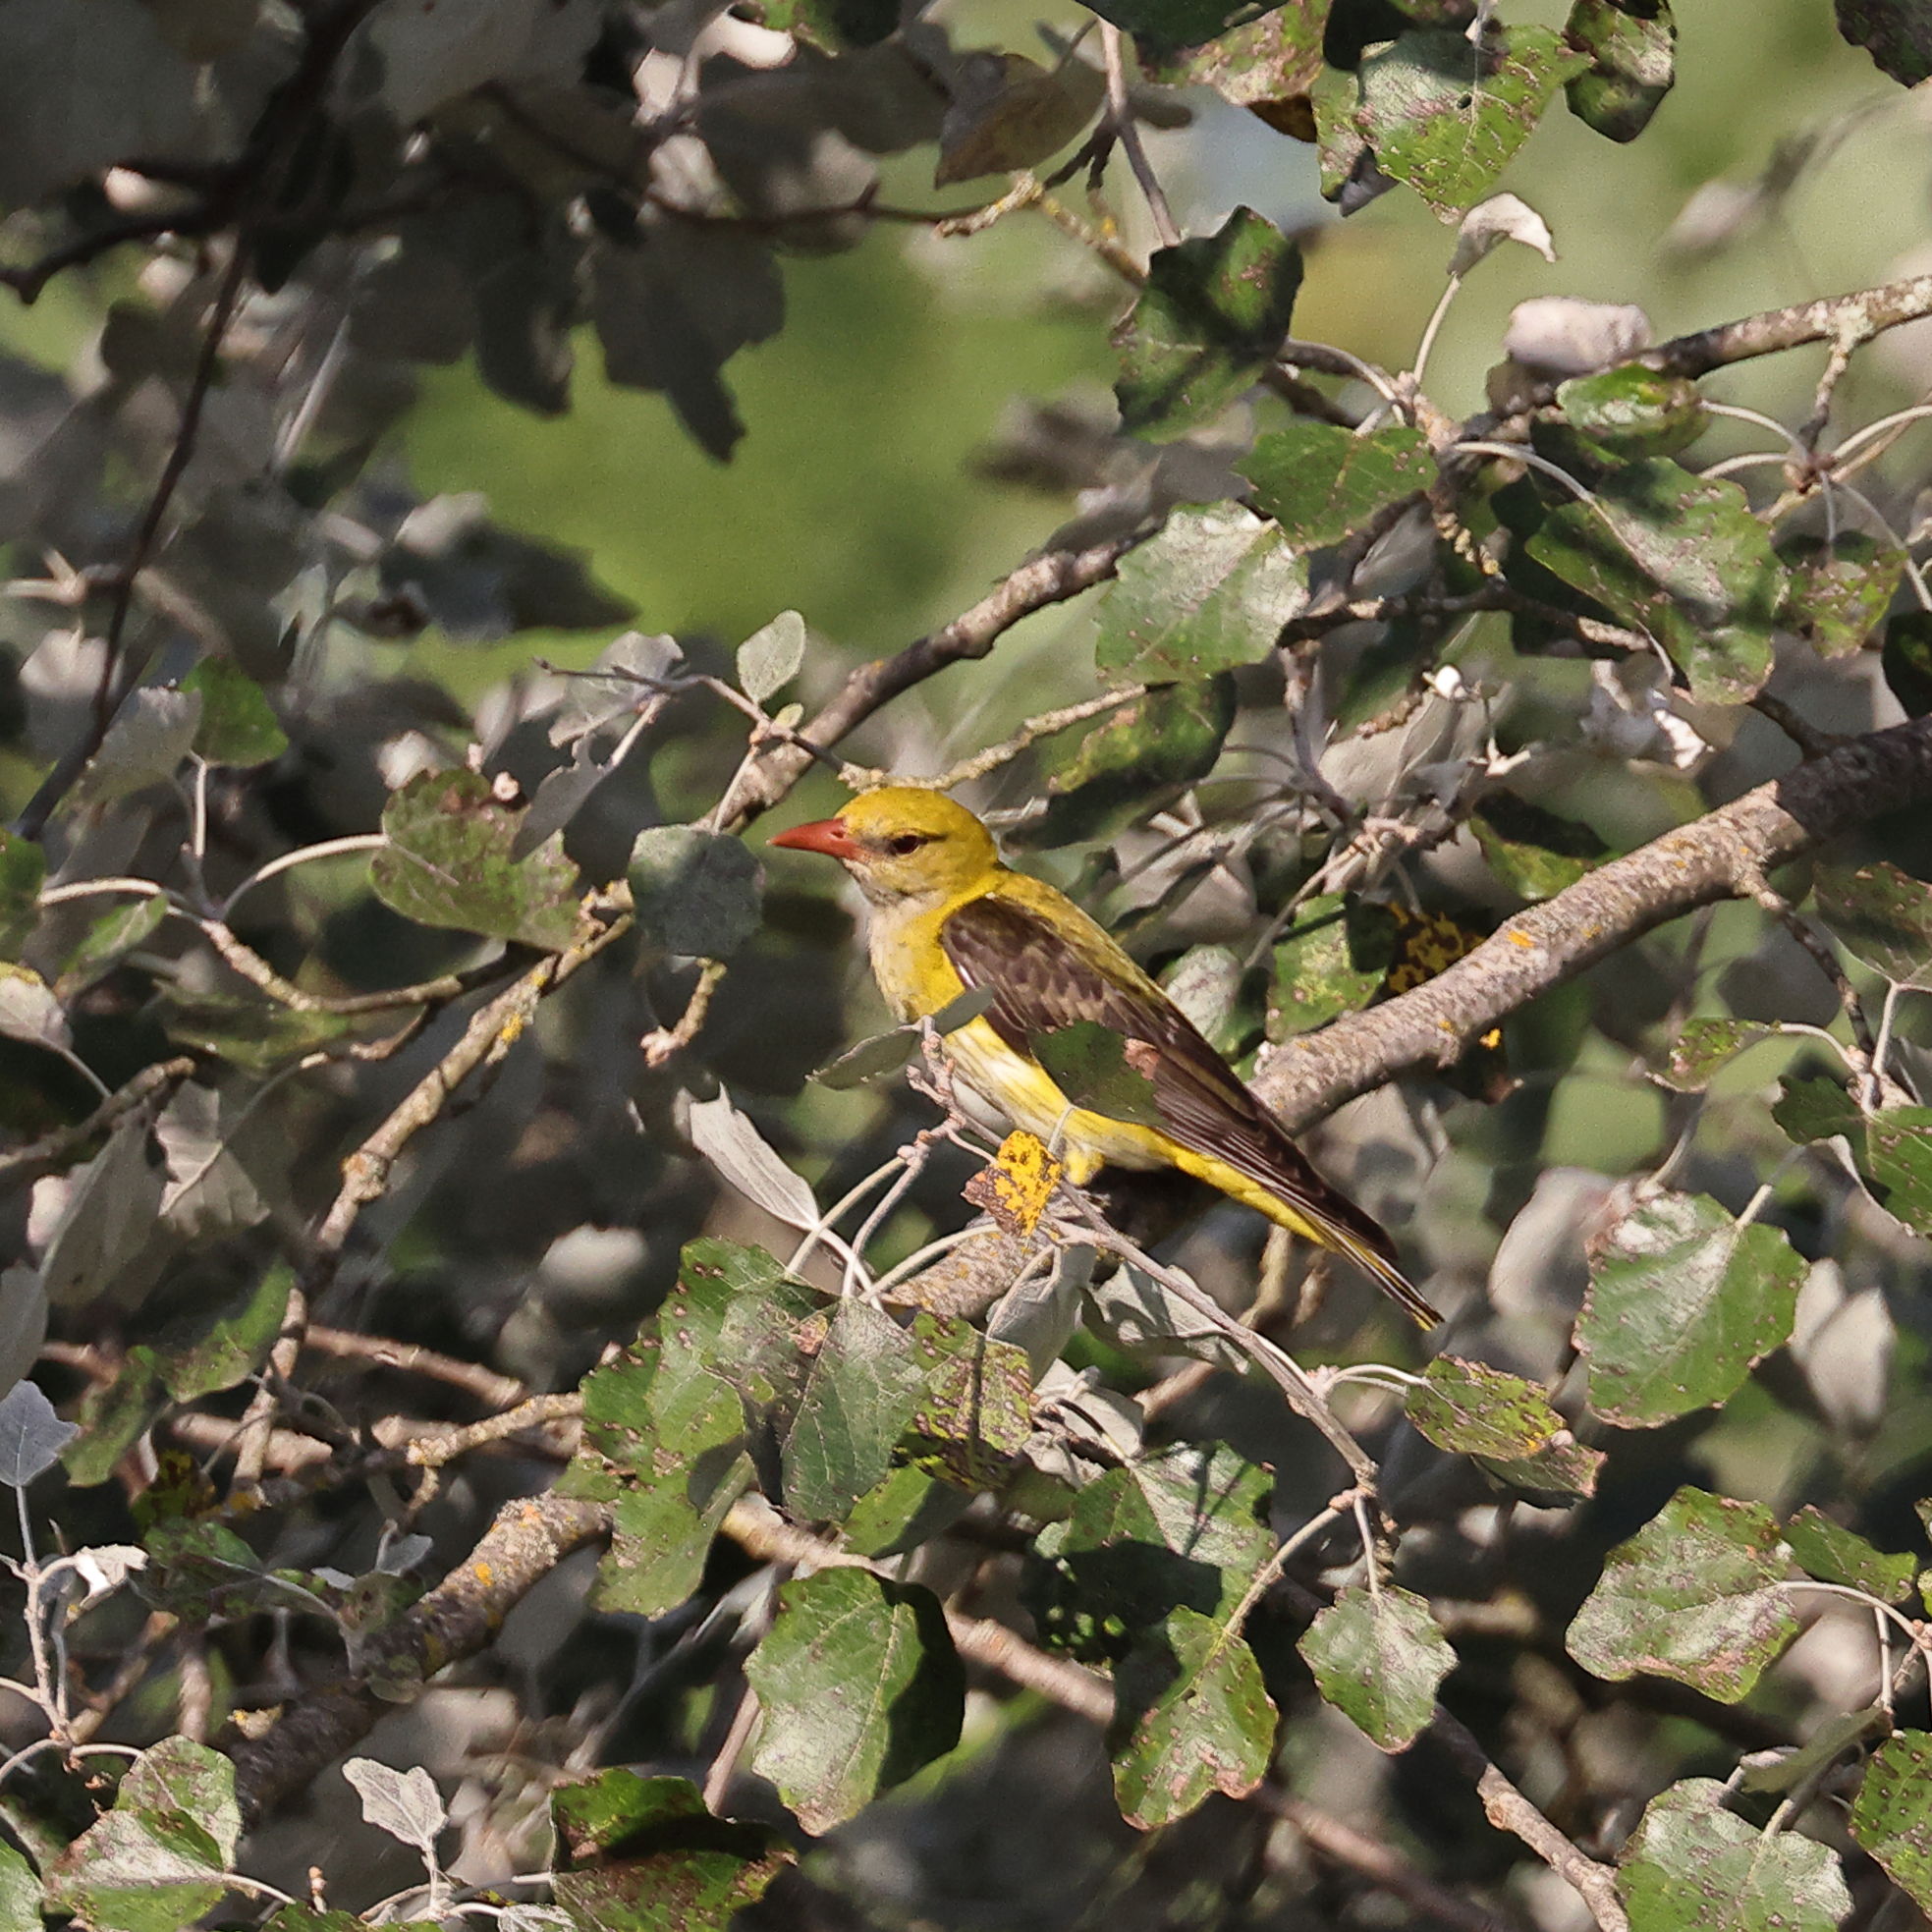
771;787;1438;1328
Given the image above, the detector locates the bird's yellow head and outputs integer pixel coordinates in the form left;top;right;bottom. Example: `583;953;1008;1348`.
770;787;998;908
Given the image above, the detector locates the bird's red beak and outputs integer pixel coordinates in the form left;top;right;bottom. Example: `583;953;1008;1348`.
770;815;864;860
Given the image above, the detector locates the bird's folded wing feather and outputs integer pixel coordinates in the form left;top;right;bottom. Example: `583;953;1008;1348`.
936;891;1400;1267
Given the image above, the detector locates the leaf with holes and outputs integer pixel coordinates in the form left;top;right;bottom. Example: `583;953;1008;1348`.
1567;1486;1796;1701
1113;208;1302;440
1094;505;1307;684
1298;1585;1453;1752
371;768;582;951
1577;1191;1804;1427
1242;420;1434;554
1113;1606;1277;1828
745;1568;965;1834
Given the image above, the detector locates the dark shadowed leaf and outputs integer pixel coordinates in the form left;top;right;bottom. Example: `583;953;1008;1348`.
1408;1356;1567;1459
1850;1732;1932;1911
629;826;764;957
1266;896;1390;1040
1470;789;1609;900
904;1314;1034;1490
934;51;1103;186
74;688;201;808
1114;209;1301;439
1567;1486;1796;1701
1778;531;1904;657
182;659;287;766
1771;1074;1862;1147
1563;0;1676;142
1812;859;1932;987
552;1771;792;1928
160;990;363;1074
1113;1606;1277;1827
782;1298;924;1519
38;1116;165;1310
150;1267;290;1404
1353;28;1589;216
372;769;582;951
745;1568;965;1833
1016;677;1237;848
1883;611;1932;717
1094;505;1307;682
1785;1506;1915;1603
1298;1585;1454;1752
1033;1021;1164;1127
1139;2;1324;126
0;830;45;959
1521;459;1786;702
1578;1191;1804;1426
1835;0;1932;84
55;895;167;1000
1241;420;1433;553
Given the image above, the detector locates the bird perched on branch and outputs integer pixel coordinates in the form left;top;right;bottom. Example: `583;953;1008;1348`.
771;787;1438;1327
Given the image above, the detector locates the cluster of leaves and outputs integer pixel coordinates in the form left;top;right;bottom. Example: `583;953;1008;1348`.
4;0;1932;1930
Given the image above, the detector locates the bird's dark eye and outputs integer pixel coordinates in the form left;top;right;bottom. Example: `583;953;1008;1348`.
882;832;935;856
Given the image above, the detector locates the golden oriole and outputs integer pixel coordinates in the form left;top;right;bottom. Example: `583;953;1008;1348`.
770;787;1438;1328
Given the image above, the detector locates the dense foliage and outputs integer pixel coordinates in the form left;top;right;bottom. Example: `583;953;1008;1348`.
5;1;1932;1929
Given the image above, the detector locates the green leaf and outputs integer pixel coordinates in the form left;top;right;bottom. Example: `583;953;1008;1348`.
628;826;764;958
1654;1016;1791;1092
904;1314;1035;1490
159;989;362;1073
1093;505;1307;683
0;829;46;959
1836;0;1932;86
1113;208;1302;439
1778;531;1904;657
1554;364;1702;458
1017;676;1237;849
1408;1356;1568;1460
1812;859;1932;987
601;1437;754;1619
181;659;288;766
1521;460;1786;703
57;894;167;996
1354;28;1589;217
1297;1584;1454;1752
745;1568;965;1834
151;1266;291;1403
63;1353;165;1488
1137;2;1326;122
0;1845;40;1932
1470;789;1609;900
1033;1020;1164;1128
1266;895;1390;1041
371;768;582;951
1563;0;1676;142
1566;1486;1797;1702
1784;1506;1916;1603
842;1464;972;1559
46;1738;239;1932
1040;1442;1273;1632
737;610;806;703
1477;1436;1606;1503
1867;1107;1932;1234
753;0;895;49
551;1771;793;1929
1772;1074;1862;1146
1241;420;1434;554
781;1298;924;1520
1620;1777;1849;1930
1578;1191;1805;1427
1850;1732;1932;1913
1112;1606;1277;1828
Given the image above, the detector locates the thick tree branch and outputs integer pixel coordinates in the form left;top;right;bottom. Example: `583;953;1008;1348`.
1252;713;1932;1132
1643;271;1932;380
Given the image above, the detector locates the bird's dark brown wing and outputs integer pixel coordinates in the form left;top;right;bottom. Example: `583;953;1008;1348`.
936;892;1404;1274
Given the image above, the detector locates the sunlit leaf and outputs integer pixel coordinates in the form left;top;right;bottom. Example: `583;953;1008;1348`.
1298;1585;1454;1752
1850;1731;1932;1912
1242;420;1434;554
1564;0;1677;142
1784;1506;1915;1603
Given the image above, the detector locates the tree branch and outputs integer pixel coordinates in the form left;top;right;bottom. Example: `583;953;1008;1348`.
1643;271;1932;381
715;531;1148;831
1252;713;1932;1132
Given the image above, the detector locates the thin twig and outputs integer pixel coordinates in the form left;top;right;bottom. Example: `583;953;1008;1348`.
1099;26;1179;249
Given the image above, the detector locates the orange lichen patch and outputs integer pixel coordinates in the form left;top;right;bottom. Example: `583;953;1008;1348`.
473;1561;495;1587
1508;929;1537;949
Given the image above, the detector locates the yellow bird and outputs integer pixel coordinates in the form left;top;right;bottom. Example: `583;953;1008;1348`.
771;787;1438;1328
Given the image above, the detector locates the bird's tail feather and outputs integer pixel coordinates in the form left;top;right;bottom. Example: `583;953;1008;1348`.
1321;1221;1442;1329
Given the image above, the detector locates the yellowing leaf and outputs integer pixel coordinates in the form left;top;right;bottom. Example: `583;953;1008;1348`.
963;1130;1064;1237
